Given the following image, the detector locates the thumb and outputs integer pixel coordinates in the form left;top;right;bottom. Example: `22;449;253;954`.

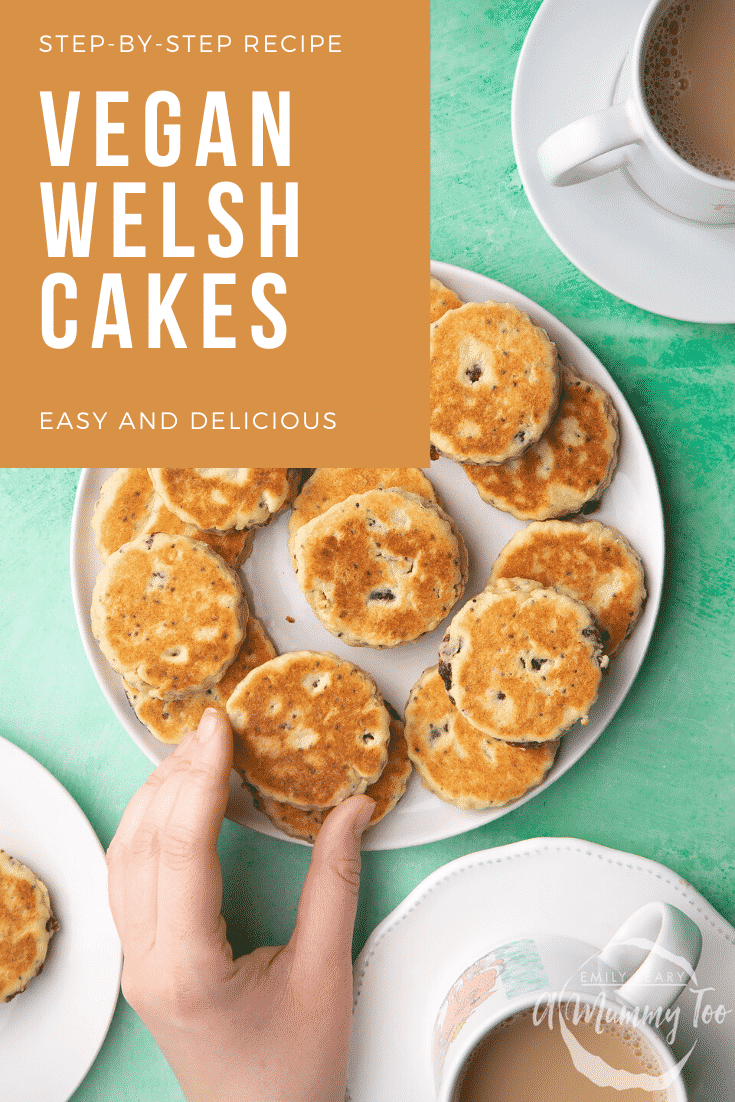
288;795;375;986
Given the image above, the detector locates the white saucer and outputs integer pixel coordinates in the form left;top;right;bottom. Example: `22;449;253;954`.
512;0;735;323
348;838;735;1101
0;736;122;1102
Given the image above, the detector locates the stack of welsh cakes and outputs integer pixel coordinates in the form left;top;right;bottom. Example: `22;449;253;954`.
287;467;468;649
89;467;417;843
227;653;412;844
404;278;647;809
90;468;298;743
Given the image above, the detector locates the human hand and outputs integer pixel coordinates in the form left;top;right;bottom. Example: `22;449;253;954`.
106;707;375;1102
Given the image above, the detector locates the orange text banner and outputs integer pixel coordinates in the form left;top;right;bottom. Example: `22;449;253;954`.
3;0;428;466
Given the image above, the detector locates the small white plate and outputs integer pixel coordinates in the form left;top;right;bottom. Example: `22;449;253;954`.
512;0;735;323
348;838;735;1101
0;736;122;1102
71;263;663;850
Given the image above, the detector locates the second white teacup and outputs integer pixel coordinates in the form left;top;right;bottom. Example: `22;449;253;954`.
537;0;735;223
433;901;702;1101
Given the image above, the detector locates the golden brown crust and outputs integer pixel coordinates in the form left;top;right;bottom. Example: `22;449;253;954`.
288;468;439;544
91;533;247;699
430;301;560;465
140;496;255;569
227;651;391;809
437;579;605;743
488;520;646;657
289;489;467;648
462;364;619;520
0;850;58;1002
123;616;276;743
252;714;411;842
405;667;559;809
430;276;463;323
92;468;254;568
149;468;300;532
91;468;157;561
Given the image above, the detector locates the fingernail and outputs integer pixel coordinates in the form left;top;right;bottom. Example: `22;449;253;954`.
196;708;222;742
352;798;376;838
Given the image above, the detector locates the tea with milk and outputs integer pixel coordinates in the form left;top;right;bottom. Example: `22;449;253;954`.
643;0;735;179
456;1004;674;1102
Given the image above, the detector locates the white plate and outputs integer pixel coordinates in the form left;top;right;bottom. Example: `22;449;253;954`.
0;736;122;1102
348;837;735;1101
70;263;663;850
512;0;735;323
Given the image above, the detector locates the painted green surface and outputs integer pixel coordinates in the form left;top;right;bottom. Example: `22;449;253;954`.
428;1;735;940
1;2;734;1096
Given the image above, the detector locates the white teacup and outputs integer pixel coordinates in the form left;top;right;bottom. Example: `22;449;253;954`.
433;901;702;1101
537;0;735;223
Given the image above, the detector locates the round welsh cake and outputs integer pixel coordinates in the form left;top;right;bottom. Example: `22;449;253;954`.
149;468;300;532
289;488;468;648
0;850;59;1002
488;520;646;657
438;579;607;743
123;616;276;743
288;467;440;545
430;300;560;465
92;467;253;568
227;651;391;810
405;667;559;809
462;364;619;520
91;532;247;699
251;711;411;843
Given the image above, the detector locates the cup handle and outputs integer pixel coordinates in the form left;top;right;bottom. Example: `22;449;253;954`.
596;901;702;1011
537;101;642;186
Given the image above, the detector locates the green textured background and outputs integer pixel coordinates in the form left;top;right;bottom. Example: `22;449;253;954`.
1;1;734;1097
